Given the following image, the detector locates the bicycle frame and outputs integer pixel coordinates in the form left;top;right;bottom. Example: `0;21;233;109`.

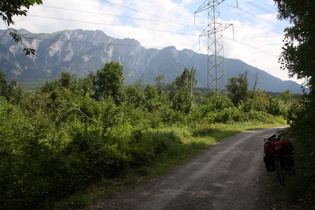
274;152;286;187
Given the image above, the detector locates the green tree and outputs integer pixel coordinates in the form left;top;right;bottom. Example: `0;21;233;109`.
1;0;42;55
0;72;23;103
0;72;9;98
274;0;315;88
123;81;145;108
40;79;59;93
279;89;294;104
76;73;95;97
242;90;270;113
205;91;233;111
274;0;315;203
170;67;197;113
60;72;74;88
144;84;159;101
144;84;160;111
174;67;197;98
155;75;165;95
226;71;249;106
93;61;124;104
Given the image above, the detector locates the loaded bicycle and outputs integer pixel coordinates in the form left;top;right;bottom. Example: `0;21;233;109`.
263;130;295;187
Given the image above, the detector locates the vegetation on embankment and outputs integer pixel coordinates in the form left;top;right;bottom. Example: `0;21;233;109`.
0;63;292;209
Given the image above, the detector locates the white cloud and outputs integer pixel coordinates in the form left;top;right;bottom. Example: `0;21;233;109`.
102;0;198;49
220;18;287;80
1;0;122;32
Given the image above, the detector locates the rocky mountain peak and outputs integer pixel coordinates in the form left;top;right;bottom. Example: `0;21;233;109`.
0;29;304;93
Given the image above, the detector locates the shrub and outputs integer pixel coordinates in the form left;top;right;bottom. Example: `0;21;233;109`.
244;110;273;122
126;129;183;168
216;107;243;123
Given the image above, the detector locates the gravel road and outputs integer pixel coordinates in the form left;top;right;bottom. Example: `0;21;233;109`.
88;127;300;210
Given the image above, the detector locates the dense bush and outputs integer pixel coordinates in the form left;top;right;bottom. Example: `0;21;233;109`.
287;95;315;203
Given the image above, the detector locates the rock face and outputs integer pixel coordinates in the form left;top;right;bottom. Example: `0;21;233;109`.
0;29;303;93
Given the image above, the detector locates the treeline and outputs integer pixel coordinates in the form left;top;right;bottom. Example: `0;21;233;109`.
0;62;292;209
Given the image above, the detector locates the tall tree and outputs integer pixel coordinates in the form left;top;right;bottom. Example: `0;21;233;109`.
274;0;315;203
155;75;165;95
252;72;259;92
170;67;197;113
0;72;23;103
123;81;145;108
144;84;160;111
60;72;73;88
93;61;124;104
226;71;249;106
174;67;197;98
0;72;9;98
0;0;42;55
274;0;315;89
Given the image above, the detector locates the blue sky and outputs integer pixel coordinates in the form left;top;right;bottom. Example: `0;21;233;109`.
0;0;303;84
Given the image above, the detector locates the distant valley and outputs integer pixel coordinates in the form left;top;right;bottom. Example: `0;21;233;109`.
0;29;304;93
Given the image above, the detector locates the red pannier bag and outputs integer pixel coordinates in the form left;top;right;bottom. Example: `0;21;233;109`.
264;140;276;172
263;135;294;172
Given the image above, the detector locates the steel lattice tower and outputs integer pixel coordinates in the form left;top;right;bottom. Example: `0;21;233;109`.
195;0;232;92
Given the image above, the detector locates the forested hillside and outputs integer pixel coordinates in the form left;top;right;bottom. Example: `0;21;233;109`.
0;62;294;209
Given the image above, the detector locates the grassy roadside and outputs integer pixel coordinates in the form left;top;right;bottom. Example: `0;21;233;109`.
55;121;287;209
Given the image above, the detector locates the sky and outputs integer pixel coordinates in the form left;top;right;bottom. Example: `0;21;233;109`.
0;0;304;84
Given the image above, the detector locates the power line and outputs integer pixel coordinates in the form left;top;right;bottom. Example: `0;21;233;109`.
41;5;189;27
241;0;275;14
221;5;284;34
92;1;192;27
27;14;199;36
223;35;279;57
256;0;278;12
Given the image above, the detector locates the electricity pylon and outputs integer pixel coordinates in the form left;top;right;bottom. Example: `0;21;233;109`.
195;0;232;92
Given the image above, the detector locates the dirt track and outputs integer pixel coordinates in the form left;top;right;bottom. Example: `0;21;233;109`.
88;127;301;210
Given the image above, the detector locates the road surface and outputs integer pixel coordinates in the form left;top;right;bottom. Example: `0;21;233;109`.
88;127;297;210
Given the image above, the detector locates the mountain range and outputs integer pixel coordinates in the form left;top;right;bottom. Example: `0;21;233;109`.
0;29;304;93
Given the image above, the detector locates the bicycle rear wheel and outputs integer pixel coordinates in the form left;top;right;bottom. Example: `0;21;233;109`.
275;157;286;187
